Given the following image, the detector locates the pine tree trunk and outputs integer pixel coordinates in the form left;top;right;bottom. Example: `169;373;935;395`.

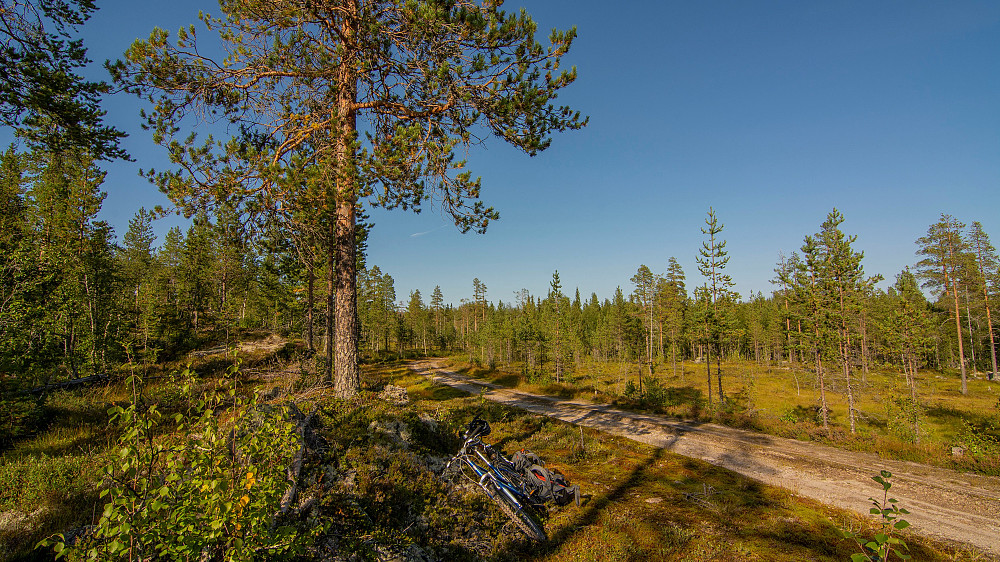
706;343;712;407
986;293;998;381
332;9;360;398
716;349;723;403
307;267;315;352
325;224;334;384
950;273;968;394
843;338;856;434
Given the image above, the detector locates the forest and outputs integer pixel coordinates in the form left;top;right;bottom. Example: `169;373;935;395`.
4;135;998;445
2;0;999;560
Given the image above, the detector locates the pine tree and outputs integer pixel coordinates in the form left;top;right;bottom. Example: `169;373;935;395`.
430;285;445;350
116;0;587;398
814;209;880;434
0;0;126;159
119;207;157;355
26;147;118;380
180;212;216;332
407;289;429;355
887;269;934;441
630;265;657;386
660;257;687;378
696;207;736;402
967;221;998;380
916;214;971;394
548;271;568;383
772;252;798;366
795;236;831;431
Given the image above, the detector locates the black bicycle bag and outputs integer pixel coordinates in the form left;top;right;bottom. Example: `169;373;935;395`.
511;450;581;507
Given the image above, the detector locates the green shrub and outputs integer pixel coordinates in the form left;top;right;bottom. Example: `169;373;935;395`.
39;371;320;561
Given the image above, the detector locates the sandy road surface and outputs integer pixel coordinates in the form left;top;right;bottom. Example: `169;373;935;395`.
408;360;1000;555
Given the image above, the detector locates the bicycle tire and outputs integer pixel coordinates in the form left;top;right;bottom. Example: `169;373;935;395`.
487;481;547;541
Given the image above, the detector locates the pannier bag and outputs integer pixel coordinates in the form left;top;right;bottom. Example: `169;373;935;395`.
511;450;581;507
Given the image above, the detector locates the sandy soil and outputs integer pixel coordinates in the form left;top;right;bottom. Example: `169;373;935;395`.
408;360;1000;556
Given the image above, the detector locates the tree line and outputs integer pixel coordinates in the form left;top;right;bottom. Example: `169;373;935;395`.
379;209;997;435
2;1;997;443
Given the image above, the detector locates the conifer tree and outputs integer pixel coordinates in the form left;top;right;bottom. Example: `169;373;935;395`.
967;221;998;380
660;257;687;378
407;289;429;355
772;251;798;366
180;212;216;332
0;0;126;159
696;207;736;401
794;237;830;431
547;270;567;382
887;269;934;441
814;209;880;434
631;264;656;385
916;214;971;394
119;207;157;353
26;147;118;379
430;285;445;349
115;0;587;398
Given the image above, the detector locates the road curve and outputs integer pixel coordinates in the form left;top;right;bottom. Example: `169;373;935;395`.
407;360;1000;556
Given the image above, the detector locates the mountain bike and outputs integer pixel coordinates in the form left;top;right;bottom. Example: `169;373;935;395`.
443;416;548;541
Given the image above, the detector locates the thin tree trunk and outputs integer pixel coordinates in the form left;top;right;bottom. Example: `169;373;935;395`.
965;290;976;370
307;267;315;351
325;225;334;384
986;292;998;380
950;273;968;394
706;342;712;407
843;338;856;434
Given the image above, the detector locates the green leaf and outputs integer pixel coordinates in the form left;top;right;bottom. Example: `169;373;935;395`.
850;554;869;562
894;520;910;530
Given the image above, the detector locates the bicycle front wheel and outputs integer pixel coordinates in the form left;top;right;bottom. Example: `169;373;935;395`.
487;481;547;541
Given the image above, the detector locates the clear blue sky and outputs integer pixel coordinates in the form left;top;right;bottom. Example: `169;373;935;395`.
68;0;1000;307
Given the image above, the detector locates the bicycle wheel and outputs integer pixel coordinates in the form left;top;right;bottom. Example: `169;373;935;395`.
487;481;547;541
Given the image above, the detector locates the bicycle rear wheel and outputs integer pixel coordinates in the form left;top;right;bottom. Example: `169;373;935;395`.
487;481;547;541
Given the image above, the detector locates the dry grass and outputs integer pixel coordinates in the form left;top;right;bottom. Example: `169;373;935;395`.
379;362;994;561
449;355;1000;475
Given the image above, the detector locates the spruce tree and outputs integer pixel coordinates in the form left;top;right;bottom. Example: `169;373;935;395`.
548;270;567;382
430;285;445;349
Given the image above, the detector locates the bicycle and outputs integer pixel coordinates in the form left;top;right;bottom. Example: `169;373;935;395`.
442;416;548;541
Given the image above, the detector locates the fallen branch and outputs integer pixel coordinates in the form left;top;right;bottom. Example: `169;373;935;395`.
272;408;316;527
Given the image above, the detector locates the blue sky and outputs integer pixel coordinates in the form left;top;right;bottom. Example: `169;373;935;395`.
63;0;1000;306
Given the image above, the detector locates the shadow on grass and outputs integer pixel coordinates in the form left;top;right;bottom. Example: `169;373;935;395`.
508;448;666;561
1;488;101;562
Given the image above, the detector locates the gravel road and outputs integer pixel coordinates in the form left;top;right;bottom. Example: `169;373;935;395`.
408;360;1000;556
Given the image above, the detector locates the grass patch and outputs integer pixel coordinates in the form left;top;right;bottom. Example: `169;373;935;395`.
437;357;1000;476
4;353;996;561
382;364;993;561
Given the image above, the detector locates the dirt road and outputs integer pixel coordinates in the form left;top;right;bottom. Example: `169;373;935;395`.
408;360;1000;555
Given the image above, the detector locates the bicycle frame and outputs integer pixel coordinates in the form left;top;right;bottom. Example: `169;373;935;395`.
447;437;534;510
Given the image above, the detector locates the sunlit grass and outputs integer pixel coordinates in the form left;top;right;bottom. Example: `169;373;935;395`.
436;355;1000;474
376;361;984;561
